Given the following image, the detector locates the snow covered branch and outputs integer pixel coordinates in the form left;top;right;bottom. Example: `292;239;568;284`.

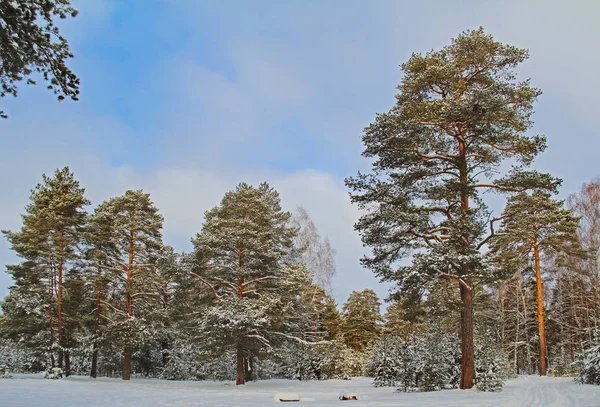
190;272;222;301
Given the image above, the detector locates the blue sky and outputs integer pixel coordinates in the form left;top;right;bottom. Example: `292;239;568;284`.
1;0;599;306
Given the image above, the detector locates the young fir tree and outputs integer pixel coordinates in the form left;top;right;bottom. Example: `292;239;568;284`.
2;167;89;375
341;289;383;352
490;190;584;375
191;182;307;385
0;0;80;118
345;28;556;388
88;190;164;380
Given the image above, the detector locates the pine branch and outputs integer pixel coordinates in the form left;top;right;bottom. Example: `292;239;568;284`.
190;272;222;301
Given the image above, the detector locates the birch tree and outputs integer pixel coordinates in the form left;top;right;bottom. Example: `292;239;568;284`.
290;206;336;291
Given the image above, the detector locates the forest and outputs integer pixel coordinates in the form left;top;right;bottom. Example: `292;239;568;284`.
0;1;599;397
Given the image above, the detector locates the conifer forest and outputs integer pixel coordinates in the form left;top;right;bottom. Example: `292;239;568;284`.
1;1;600;405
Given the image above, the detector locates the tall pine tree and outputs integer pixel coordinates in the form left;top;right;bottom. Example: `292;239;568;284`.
345;28;556;388
191;182;305;385
490;190;584;375
2;167;89;375
88;190;164;380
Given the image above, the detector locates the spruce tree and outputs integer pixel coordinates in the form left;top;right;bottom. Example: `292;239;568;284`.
191;182;304;385
341;289;383;352
2;167;89;375
345;28;556;388
0;0;80;118
490;190;584;375
88;190;164;380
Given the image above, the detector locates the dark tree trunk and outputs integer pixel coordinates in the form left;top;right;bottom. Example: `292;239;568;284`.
236;341;245;385
459;284;475;389
123;345;132;380
161;340;170;367
64;351;71;377
90;344;99;378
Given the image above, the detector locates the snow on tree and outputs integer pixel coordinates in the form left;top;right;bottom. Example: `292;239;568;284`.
346;27;558;389
2;167;89;375
581;341;600;385
490;191;584;375
191;183;312;385
88;190;164;380
290;206;336;291
0;0;80;118
341;289;383;352
367;325;460;392
368;334;404;387
475;331;510;392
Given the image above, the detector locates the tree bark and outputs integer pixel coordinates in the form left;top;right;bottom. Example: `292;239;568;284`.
64;351;71;377
91;267;103;378
122;345;132;380
57;239;64;372
236;341;245;385
533;244;548;376
123;237;134;381
459;284;475;389
49;304;56;368
457;139;475;389
90;344;99;379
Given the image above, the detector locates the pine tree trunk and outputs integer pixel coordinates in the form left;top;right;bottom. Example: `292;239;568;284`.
459;284;475;389
123;239;134;381
457;139;475;389
236;341;245;385
123;345;132;380
57;237;65;373
64;351;71;377
534;244;548;376
91;267;103;378
49;308;56;368
90;344;99;378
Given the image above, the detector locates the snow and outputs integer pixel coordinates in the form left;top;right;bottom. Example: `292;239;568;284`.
1;375;600;406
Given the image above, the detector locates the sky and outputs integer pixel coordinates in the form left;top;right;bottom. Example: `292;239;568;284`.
1;0;599;307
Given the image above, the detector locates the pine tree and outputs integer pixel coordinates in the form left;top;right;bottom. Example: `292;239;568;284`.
88;190;164;380
345;28;557;388
491;191;584;375
321;296;343;340
2;167;89;375
384;297;426;339
191;182;306;385
475;331;509;391
341;289;383;352
368;334;404;387
0;0;80;118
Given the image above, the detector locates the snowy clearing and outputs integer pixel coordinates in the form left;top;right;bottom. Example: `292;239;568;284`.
1;375;599;407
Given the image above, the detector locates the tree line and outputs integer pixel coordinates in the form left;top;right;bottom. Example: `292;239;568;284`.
0;169;392;384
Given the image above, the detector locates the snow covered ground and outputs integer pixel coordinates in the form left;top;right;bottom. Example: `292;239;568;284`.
1;374;599;407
